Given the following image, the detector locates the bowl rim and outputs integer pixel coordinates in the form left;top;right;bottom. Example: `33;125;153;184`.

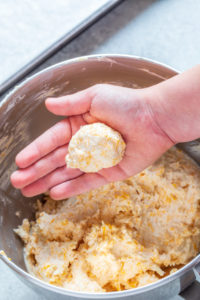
0;53;179;109
1;53;200;298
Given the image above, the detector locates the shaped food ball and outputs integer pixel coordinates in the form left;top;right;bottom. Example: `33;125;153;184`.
66;123;126;172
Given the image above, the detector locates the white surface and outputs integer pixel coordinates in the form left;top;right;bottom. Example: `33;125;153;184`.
0;0;109;84
0;261;44;300
88;0;200;72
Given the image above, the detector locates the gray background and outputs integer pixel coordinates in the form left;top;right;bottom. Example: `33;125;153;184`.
1;0;200;299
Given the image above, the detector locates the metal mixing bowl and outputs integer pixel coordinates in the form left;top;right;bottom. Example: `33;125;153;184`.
1;55;200;300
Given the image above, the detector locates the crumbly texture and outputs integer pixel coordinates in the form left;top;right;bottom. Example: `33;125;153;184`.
15;148;200;292
66;123;126;172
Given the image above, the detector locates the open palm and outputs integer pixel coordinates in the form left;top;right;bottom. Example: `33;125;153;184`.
11;84;173;200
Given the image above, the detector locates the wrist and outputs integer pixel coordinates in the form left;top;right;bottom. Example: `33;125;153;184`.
141;86;176;147
144;66;200;144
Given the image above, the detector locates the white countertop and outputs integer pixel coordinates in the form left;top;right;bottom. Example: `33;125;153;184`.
0;0;110;86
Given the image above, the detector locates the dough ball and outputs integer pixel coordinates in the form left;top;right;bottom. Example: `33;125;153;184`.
66;123;126;172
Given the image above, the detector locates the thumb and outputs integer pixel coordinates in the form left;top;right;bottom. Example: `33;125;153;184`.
45;87;93;116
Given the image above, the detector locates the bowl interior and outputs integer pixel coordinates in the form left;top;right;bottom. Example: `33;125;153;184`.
0;55;178;270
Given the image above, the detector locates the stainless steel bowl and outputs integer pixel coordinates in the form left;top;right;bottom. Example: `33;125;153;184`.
1;54;200;300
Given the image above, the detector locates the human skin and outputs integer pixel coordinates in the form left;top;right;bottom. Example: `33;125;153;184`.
10;65;200;200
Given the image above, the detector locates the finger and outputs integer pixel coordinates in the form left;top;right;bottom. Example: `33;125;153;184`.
45;87;93;116
69;115;87;135
21;166;82;197
11;144;68;189
49;173;108;200
82;112;98;124
15;119;71;168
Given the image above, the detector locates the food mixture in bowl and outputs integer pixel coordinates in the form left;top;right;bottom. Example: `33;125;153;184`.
15;148;200;292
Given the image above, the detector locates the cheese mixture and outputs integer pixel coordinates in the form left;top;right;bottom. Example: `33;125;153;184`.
15;148;200;292
66;123;126;172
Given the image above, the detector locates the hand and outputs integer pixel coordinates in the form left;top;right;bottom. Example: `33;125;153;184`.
10;84;173;200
